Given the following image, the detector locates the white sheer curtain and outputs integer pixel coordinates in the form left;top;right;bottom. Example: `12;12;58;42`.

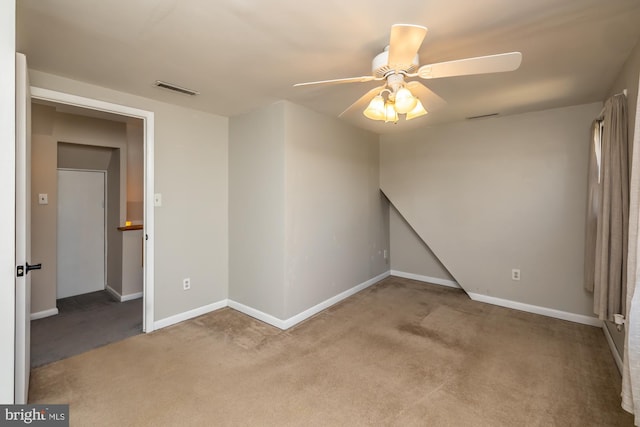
622;77;640;424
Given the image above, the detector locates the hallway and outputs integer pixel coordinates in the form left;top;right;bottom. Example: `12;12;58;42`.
31;290;141;367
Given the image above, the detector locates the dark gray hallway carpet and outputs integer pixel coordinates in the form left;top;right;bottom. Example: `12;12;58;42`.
31;290;142;367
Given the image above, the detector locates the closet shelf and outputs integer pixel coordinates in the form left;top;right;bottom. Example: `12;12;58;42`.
117;224;143;231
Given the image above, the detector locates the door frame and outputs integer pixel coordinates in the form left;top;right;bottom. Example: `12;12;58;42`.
56;168;107;299
14;52;30;405
30;87;155;333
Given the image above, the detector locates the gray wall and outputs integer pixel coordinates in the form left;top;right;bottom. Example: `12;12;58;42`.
126;121;144;222
30;71;229;321
229;101;389;320
389;204;454;281
608;37;640;146
283;102;389;318
121;229;143;296
229;102;287;318
58;141;113;169
381;102;602;316
31;132;56;313
106;150;122;295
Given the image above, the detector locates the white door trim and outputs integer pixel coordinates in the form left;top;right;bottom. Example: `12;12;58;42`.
14;52;30;405
30;87;156;332
1;1;16;403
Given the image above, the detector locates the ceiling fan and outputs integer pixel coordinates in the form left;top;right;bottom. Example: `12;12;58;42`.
294;24;522;123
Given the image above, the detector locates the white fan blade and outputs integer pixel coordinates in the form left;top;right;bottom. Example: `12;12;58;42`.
339;85;387;117
388;24;428;71
405;81;447;112
414;52;522;79
294;75;378;87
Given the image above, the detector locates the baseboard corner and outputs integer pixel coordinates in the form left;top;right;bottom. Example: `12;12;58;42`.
229;271;391;331
281;270;391;330
390;270;461;289
227;300;287;330
105;285;123;302
121;291;143;302
153;299;228;330
31;308;59;320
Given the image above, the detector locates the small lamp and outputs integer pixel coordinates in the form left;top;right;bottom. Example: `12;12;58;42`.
394;87;418;114
406;100;428;120
384;101;398;123
363;95;386;120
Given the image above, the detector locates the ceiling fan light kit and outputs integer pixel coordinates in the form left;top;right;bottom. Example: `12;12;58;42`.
295;24;522;125
363;85;426;123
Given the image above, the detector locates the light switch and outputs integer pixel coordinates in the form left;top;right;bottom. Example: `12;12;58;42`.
154;193;162;207
38;194;48;205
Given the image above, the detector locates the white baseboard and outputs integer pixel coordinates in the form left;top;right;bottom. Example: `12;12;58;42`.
105;285;142;302
603;323;623;375
227;300;287;330
121;291;143;302
105;285;122;301
154;299;227;330
282;271;391;329
229;270;392;330
394;271;601;327
466;292;603;327
390;270;460;289
30;308;58;320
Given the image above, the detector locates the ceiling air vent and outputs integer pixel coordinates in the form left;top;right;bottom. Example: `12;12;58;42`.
466;113;499;120
154;80;199;96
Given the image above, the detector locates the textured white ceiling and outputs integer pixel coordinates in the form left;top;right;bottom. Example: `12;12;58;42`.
17;0;640;134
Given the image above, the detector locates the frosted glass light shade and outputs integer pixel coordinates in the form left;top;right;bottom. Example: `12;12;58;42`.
384;101;398;123
363;95;385;120
406;99;427;120
394;87;418;114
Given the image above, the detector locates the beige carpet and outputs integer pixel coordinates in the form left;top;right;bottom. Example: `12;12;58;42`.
29;276;632;426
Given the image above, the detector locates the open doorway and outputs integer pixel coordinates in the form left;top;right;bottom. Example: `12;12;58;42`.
26;92;154;367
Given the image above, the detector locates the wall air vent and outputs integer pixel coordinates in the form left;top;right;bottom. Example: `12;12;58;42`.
466;113;499;120
153;80;200;96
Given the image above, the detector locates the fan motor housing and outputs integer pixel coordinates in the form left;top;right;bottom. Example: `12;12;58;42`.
372;50;419;78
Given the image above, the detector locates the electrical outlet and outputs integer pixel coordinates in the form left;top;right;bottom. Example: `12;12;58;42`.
154;193;162;207
511;269;521;281
183;278;191;290
38;193;48;205
383;249;388;260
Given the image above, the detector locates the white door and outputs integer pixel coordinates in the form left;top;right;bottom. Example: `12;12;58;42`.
57;170;106;299
15;53;33;404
